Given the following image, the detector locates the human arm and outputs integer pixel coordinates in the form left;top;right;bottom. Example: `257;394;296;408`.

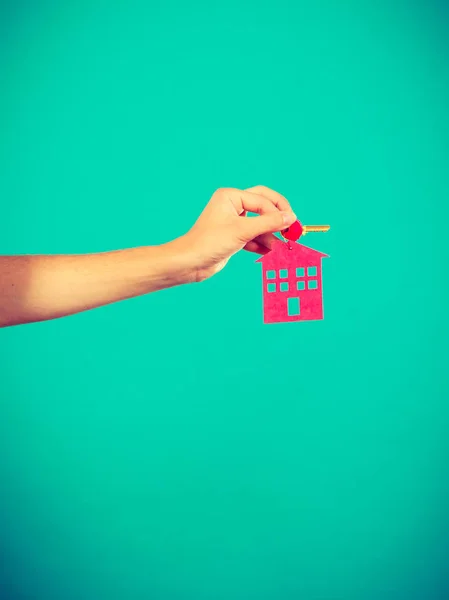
0;186;295;327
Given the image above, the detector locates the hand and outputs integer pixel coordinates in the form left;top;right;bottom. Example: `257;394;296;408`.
178;186;296;282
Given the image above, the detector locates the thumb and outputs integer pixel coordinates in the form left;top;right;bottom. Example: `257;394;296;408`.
240;211;296;242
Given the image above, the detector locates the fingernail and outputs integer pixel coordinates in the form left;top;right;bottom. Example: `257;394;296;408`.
282;212;296;226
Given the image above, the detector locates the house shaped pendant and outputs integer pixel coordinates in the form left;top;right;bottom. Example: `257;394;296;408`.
256;240;329;323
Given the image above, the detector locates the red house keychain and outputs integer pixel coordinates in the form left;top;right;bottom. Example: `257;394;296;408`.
256;220;330;324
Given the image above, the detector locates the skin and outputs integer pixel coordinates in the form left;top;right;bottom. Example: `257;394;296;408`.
0;186;296;327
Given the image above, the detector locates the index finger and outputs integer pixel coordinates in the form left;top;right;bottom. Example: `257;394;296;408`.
225;189;281;216
245;185;292;213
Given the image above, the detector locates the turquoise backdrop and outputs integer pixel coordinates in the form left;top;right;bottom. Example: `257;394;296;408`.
1;1;449;599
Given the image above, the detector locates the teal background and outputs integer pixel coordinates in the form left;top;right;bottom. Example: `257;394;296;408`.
1;1;449;598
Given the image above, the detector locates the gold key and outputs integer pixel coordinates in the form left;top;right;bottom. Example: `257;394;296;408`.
301;225;330;235
281;220;330;241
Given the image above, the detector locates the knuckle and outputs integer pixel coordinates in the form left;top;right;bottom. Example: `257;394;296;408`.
214;187;233;198
247;185;267;196
251;200;262;213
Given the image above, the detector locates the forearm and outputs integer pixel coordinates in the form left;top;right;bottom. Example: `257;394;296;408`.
0;238;194;327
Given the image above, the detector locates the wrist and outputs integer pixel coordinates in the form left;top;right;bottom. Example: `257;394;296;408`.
129;232;206;292
157;235;199;286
